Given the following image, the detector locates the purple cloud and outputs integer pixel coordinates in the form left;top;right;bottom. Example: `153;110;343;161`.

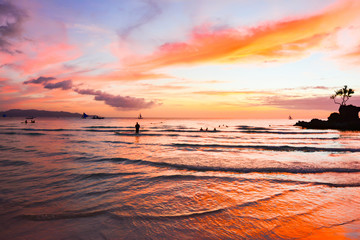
44;80;73;90
74;88;99;95
24;76;56;85
0;1;27;54
23;77;158;110
74;88;157;110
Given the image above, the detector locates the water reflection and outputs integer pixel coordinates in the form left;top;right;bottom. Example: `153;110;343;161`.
0;118;359;239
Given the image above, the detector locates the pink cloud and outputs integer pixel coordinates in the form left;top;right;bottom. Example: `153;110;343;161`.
0;1;81;76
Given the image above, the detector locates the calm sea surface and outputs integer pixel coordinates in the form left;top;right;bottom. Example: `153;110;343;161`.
0;118;359;239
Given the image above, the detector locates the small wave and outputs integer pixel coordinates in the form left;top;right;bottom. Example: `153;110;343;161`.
83;126;127;129
59;133;75;137
21;210;107;221
0;132;45;136
308;182;360;188
0;159;31;166
237;126;269;131
236;126;331;134
273;137;340;140
266;178;360;188
25;132;46;136
103;140;134;145
158;129;201;133
110;207;226;221
114;131;165;137
172;143;360;153
110;190;298;221
149;174;360;188
148;174;237;182
239;130;330;134
0;132;17;135
21;128;69;132
94;157;131;162
236;189;299;209
319;218;360;229
85;129;117;132
96;157;360;174
69;140;90;144
78;172;137;180
21;207;226;222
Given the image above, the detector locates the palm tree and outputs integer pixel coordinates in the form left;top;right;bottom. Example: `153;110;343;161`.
330;85;354;106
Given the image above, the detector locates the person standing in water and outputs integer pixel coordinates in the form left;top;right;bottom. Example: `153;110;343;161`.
135;122;140;134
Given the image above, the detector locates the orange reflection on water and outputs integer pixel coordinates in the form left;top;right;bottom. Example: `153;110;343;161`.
299;224;357;240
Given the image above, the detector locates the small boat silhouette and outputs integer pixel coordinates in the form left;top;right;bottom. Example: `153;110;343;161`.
138;113;143;119
81;113;88;119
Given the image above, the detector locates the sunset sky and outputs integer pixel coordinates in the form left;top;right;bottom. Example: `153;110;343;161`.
1;0;360;118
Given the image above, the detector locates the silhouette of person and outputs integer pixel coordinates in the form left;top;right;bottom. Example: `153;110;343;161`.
200;127;203;131
135;122;140;134
25;120;27;124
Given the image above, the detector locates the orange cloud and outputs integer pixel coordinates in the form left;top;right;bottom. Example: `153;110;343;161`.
339;43;360;64
130;0;360;69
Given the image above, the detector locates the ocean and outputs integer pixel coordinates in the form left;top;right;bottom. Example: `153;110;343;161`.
0;117;359;239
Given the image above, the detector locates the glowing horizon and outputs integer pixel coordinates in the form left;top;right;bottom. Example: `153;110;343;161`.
1;0;360;118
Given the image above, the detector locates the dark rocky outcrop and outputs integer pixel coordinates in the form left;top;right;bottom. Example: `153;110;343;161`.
338;105;360;121
295;105;360;130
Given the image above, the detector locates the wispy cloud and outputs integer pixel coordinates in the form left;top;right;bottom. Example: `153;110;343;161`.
282;86;332;91
193;90;276;96
118;0;161;40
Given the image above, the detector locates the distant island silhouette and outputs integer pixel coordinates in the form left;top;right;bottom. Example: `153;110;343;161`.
0;109;82;118
295;86;360;130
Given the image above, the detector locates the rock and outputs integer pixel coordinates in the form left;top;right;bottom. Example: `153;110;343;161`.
328;112;341;122
338;105;360;121
295;104;360;130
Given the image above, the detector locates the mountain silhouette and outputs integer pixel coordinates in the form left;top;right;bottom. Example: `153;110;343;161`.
0;109;82;118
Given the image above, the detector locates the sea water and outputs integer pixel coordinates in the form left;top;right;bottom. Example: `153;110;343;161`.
0;118;359;239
